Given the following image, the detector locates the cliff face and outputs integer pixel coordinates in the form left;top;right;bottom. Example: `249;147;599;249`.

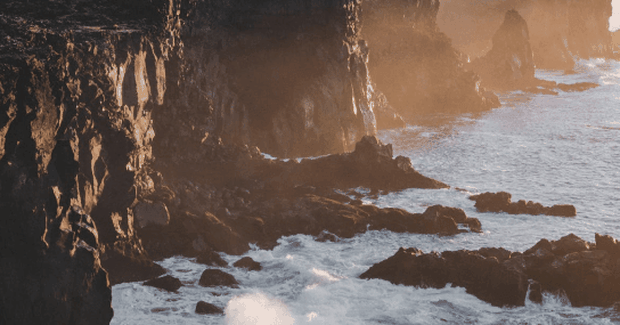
437;0;614;70
159;0;382;158
0;0;396;321
361;0;499;122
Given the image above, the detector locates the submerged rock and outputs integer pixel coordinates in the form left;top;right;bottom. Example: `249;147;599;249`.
195;301;224;315
233;257;262;271
469;192;576;217
144;275;183;293
362;233;620;307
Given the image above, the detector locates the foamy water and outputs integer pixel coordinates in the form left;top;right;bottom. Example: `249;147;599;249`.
111;59;620;324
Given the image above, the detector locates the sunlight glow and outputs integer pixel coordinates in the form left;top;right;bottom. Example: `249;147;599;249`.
610;0;620;31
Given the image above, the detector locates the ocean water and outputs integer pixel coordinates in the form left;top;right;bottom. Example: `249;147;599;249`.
111;59;620;324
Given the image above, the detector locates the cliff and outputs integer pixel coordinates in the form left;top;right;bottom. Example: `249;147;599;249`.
361;0;499;122
437;0;615;70
0;0;456;322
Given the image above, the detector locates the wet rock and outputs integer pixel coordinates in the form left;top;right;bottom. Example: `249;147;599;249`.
199;269;239;288
528;281;543;304
469;192;576;217
278;136;448;192
196;250;229;267
360;247;529;307
362;233;620;308
195;301;224;315
144;275;183;293
233;257;262;271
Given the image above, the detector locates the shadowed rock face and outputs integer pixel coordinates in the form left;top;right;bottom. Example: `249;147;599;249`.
361;0;499;121
470;10;535;90
437;0;614;70
158;0;386;158
361;233;620;308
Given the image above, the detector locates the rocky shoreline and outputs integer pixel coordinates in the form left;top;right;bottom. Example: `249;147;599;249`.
0;0;617;323
361;233;620;308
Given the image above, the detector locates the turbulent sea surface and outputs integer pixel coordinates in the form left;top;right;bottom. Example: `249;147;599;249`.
111;59;620;324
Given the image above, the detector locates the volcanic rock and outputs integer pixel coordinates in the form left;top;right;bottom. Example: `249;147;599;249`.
360;247;529;307
144;275;183;293
199;269;239;288
469;192;576;217
196;249;229;267
362;233;620;307
195;301;224;315
233;257;262;271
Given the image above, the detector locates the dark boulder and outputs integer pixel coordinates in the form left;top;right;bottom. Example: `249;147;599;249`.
199;269;239;288
196;250;229;267
233;257;262;271
143;275;183;293
362;234;620;308
469;192;576;217
195;301;224;315
360;247;529;307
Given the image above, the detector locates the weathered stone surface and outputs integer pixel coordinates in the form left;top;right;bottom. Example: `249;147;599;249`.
362;233;620;308
144;275;183;293
199;269;239;288
469;192;576;217
195;301;224;315
135;201;171;228
233;257;262;271
360;247;529;307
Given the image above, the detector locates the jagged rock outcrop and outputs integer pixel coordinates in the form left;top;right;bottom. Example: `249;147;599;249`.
361;233;620;308
361;0;499;121
469;191;577;217
438;0;615;70
136;135;462;255
470;10;536;90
